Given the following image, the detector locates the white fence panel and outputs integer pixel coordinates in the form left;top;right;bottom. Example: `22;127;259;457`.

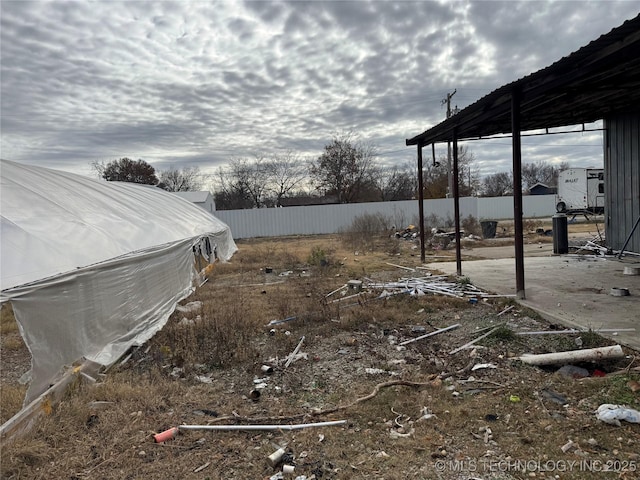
477;195;555;220
214;195;556;239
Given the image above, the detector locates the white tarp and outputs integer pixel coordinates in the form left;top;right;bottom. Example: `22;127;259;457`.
0;159;237;403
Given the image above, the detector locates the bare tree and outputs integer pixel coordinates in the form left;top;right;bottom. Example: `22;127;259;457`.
158;166;202;192
213;163;253;210
94;158;158;185
310;132;378;203
214;156;270;209
375;162;417;201
266;151;308;206
481;172;513;197
522;160;570;190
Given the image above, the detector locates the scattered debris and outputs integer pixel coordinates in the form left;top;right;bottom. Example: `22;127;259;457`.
365;368;398;376
628;380;640;392
267;316;298;326
418;407;437;421
517;345;625;365
268;447;286;467
471;363;497;371
610;287;630;297
153;427;179;443
561;440;577;453
556;365;589;379
175;301;202;314
596;404;640;426
193;462;210;473
284;336;306;369
194;375;213;384
366;276;492;299
389;427;415;439
541;388;568;405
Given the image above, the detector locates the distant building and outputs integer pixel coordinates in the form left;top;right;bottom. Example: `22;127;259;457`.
173;191;216;213
528;183;557;195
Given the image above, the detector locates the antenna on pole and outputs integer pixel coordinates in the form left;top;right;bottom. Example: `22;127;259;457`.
442;90;457;197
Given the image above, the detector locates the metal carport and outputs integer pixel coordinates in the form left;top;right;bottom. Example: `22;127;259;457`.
406;14;640;299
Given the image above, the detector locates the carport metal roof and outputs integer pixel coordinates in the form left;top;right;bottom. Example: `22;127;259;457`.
407;14;640;146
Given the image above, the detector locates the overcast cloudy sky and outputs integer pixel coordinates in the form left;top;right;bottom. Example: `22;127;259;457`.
1;1;638;180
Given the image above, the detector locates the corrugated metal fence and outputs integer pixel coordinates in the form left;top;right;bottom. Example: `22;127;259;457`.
215;195;556;239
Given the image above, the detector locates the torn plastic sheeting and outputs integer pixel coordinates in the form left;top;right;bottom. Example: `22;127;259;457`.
1;160;237;404
10;239;204;404
1;160;237;293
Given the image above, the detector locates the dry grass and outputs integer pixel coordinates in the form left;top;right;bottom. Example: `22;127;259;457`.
1;303;18;335
1;231;639;480
0;384;27;424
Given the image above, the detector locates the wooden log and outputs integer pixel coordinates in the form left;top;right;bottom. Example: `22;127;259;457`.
0;360;101;443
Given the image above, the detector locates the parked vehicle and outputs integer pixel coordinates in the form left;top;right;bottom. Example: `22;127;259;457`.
555;168;604;213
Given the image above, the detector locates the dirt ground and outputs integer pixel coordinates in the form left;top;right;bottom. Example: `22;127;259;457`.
1;222;639;480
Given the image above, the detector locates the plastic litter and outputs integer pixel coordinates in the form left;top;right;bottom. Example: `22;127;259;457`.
556;365;589;379
596;404;640;426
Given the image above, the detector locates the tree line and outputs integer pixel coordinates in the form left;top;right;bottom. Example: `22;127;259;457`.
93;133;570;210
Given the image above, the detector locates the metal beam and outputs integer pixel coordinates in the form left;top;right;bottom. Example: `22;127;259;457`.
452;130;462;276
417;143;426;263
511;88;525;299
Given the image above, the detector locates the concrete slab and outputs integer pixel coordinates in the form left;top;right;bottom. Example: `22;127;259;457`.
427;253;640;351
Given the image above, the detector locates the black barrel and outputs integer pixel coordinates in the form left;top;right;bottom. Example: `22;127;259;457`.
552;214;568;254
480;220;498;239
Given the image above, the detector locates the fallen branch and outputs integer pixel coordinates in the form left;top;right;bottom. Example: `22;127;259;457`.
317;379;440;415
186;379;440;426
439;358;476;380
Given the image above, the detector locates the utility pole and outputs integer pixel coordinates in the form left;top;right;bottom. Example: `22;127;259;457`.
442;89;457;198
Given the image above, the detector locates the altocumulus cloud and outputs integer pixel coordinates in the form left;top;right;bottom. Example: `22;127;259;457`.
0;0;637;177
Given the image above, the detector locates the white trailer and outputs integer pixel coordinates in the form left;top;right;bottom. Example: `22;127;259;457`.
555;168;604;213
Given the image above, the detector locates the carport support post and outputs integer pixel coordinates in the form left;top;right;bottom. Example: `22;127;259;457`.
417;142;426;263
453;131;462;276
511;88;526;299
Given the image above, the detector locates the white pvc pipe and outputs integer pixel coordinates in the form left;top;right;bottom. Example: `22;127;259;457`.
178;420;347;431
517;345;624;366
399;324;460;346
517;329;635;336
